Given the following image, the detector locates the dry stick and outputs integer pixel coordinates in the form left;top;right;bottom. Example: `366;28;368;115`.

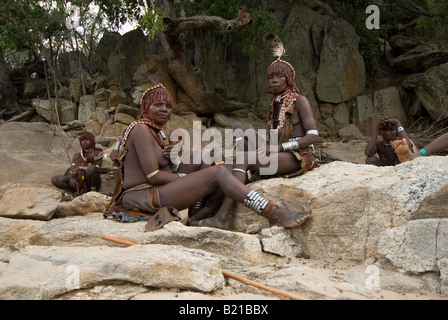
101;235;309;301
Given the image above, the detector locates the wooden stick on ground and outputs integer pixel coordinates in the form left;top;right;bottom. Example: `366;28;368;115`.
101;235;309;301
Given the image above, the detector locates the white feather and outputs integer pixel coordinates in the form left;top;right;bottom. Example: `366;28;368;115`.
263;33;285;59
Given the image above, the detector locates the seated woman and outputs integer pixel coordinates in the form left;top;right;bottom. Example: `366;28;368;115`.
51;131;103;200
106;83;311;229
193;56;319;228
233;57;319;176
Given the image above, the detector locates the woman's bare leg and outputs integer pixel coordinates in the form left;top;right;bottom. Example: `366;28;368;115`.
158;165;310;228
189;152;305;229
421;132;448;155
51;175;73;192
158;165;249;210
190;169;247;228
366;155;380;166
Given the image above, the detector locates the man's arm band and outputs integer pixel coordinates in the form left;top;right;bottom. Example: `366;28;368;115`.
419;149;428;156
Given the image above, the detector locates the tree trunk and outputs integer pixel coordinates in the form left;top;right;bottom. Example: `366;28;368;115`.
0;47;17;111
154;1;253;115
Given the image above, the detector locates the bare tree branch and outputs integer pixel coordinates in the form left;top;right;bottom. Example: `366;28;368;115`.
148;1;254;114
163;8;253;37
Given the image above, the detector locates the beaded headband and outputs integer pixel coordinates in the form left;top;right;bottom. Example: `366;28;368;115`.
140;83;166;107
271;58;296;80
271;58;296;79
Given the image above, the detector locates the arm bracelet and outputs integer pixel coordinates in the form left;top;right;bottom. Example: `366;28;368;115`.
281;140;299;152
306;129;319;136
146;169;159;180
397;126;405;133
113;140;120;150
419;148;428;156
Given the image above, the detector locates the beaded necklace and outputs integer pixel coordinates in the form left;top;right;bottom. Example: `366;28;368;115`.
119;118;166;153
268;90;297;134
80;149;92;162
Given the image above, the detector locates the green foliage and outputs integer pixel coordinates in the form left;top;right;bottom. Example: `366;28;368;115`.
174;0;281;57
0;0;145;68
414;0;448;37
354;9;382;73
324;0;448;73
179;0;240;19
94;0;145;28
238;9;282;56
0;0;67;66
139;6;167;39
333;2;382;73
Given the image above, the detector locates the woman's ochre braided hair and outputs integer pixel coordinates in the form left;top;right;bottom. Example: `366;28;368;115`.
267;59;299;94
140;83;173;119
263;33;299;94
79;131;95;144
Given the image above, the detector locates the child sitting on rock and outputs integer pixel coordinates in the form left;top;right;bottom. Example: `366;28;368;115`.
365;116;414;166
51;131;104;200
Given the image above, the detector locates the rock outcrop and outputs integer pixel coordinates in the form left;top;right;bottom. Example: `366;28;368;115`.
0;122;447;299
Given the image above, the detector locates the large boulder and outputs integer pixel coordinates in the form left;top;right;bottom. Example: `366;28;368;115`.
0;186;61;221
414;62;448;121
315;18;366;104
378;219;448;273
352;87;407;135
0;122;76;187
77;95;96;124
32;98;77;125
0;244;224;299
389;35;425;55
392;41;448;73
12;214;273;265
230;157;448;263
95;31;121;76
106;29;156;87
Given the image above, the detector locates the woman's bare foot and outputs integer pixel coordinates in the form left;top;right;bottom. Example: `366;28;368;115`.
61;193;74;202
261;201;311;228
192;216;227;229
392;138;420;163
269;207;311;227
